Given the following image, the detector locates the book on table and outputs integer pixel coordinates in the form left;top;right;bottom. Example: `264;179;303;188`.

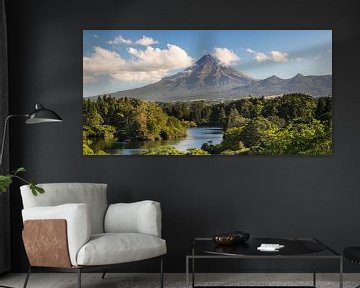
257;243;285;251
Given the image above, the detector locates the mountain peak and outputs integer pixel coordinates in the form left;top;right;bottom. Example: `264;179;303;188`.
195;54;219;66
294;73;304;78
268;75;282;80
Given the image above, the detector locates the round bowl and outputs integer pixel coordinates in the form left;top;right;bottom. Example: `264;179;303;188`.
212;234;237;245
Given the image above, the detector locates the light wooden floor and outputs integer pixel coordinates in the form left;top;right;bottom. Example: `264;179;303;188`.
0;273;359;288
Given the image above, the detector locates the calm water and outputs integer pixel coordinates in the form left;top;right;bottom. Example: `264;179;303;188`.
93;127;223;155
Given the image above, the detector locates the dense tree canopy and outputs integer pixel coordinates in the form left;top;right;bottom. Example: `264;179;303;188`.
83;94;332;155
83;96;188;154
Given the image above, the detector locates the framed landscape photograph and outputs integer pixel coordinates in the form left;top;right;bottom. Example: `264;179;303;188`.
83;30;332;156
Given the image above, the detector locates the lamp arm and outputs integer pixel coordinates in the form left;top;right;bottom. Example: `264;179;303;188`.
0;114;28;169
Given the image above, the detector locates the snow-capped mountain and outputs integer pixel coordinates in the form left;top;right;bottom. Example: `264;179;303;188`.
91;54;332;102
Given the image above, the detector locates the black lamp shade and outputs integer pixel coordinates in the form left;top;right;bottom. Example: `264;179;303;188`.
25;104;63;124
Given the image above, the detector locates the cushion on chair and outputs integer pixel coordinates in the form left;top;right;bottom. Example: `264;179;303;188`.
105;201;162;237
344;247;360;263
21;183;108;234
76;233;167;266
22;204;92;266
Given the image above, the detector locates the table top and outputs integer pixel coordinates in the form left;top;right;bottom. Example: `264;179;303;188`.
189;237;340;258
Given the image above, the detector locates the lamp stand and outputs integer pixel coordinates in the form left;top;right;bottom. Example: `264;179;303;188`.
0;114;27;169
0;116;26;288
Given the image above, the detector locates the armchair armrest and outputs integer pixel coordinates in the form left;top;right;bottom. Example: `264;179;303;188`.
22;203;91;266
104;200;162;237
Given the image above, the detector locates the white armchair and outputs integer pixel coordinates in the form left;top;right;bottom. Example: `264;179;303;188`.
20;183;166;288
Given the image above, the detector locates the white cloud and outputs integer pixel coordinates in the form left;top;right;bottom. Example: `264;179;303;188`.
270;50;289;62
84;47;126;74
83;44;193;83
127;44;193;70
94;34;99;38
108;35;133;45
107;35;159;46
246;48;289;62
135;35;158;46
212;47;239;65
256;52;270;62
246;48;268;62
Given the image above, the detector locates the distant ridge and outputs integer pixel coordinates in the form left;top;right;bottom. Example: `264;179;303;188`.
87;54;332;102
231;73;332;98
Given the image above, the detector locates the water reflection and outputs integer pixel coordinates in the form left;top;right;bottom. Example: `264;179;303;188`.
92;127;223;155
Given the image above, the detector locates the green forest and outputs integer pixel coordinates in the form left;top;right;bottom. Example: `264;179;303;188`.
83;94;332;155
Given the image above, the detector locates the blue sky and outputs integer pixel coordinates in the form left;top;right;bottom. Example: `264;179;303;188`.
83;30;332;97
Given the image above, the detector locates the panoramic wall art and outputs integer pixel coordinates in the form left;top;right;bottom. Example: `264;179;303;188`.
83;30;332;156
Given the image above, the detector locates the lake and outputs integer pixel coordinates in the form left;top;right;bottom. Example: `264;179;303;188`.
92;127;223;155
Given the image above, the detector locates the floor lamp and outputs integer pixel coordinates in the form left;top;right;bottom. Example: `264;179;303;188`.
0;103;63;288
0;104;63;167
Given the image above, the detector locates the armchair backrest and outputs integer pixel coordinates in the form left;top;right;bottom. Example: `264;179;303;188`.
20;183;108;234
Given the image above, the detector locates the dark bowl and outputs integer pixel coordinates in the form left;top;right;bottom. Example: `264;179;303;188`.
212;234;237;245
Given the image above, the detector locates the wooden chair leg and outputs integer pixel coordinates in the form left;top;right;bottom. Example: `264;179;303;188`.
22;266;31;288
77;269;81;288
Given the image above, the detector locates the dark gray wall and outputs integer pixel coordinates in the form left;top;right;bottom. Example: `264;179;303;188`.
6;0;360;273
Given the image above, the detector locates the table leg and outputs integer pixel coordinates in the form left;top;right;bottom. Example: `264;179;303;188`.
339;257;343;288
313;254;316;287
186;257;189;288
192;257;195;288
192;246;195;288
